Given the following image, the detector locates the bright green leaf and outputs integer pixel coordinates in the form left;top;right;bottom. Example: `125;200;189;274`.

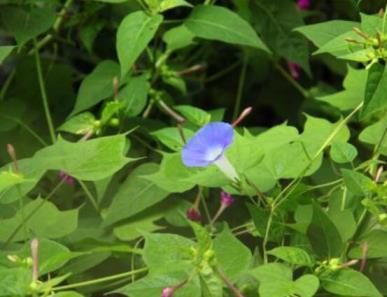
117;11;163;78
71;60;120;116
185;5;269;52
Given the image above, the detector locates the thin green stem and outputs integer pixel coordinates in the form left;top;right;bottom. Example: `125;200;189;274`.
275;63;308;98
341;186;348;211
34;40;56;144
78;180;100;212
0;113;48;146
273;102;364;210
0;69;16;101
262;208;273;264
54;267;148;291
205;61;241;83
2;180;65;249
232;54;248;121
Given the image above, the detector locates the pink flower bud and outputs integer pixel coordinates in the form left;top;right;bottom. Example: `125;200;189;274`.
59;170;75;185
220;191;234;207
287;62;301;79
161;287;175;297
186;207;201;222
297;0;310;10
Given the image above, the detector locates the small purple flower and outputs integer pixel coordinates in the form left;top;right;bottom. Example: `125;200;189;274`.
59;170;74;185
297;0;310;10
287;62;301;79
161;287;174;297
220;191;234;207
182;122;238;181
186;207;201;222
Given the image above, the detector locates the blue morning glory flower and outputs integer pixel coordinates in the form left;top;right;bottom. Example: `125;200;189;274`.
182;122;239;181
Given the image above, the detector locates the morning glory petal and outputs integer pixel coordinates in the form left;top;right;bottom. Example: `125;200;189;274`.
182;122;234;167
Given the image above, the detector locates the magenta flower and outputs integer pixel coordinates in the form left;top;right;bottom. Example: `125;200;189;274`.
161;287;174;297
287;62;301;79
59;170;74;185
297;0;310;10
220;191;234;207
182;122;238;181
186;207;201;222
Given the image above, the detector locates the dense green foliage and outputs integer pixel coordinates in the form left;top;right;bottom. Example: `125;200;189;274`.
0;0;386;296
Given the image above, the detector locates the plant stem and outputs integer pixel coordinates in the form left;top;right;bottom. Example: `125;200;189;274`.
34;40;56;144
30;0;74;54
0;113;48;146
54;267;148;291
2;180;65;249
0;69;16;101
232;54;248;121
216;267;245;297
275;63;308;98
78;180;100;212
205;61;241;83
273;102;364;210
262;208;273;264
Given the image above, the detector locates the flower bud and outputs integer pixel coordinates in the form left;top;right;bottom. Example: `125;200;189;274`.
186;207;201;222
220;191;234;207
161;287;174;297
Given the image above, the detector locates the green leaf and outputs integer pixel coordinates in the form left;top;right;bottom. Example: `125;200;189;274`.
314;30;362;58
362;63;387;119
32;135;130;181
185;5;269;52
104;163;169;226
15;239;74;275
267;246;314;267
57;112;96;135
259;275;319;297
0;46;14;64
330;141;358;163
113;212;164;241
174;105;211;126
117;11;163;79
250;263;292;283
321;269;382;297
341;169;374;197
213;225;252;280
0;267;31;296
307;203;343;258
100;101;123;125
159;0;192;12
119;74;149;117
294;274;320;297
0;5;55;47
349;230;387;259
300;115;350;158
0;198;78;242
71;60;120;116
295;20;359;48
199;262;223;297
328;209;357;242
51;292;84;297
163;25;195;52
151;127;195;151
143;233;195;275
359;116;387;156
360;13;384;35
93;0;129;2
251;0;310;73
317;66;367;111
118;273;201;297
0;171;25;194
